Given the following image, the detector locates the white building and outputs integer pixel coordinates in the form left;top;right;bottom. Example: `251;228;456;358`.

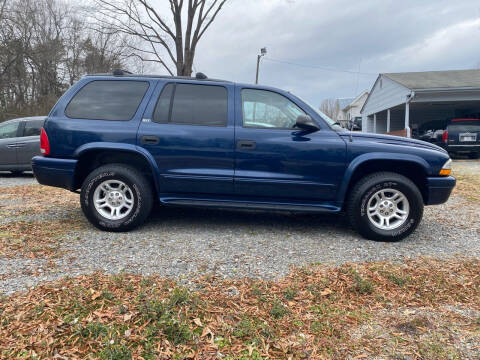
361;69;480;137
336;91;369;127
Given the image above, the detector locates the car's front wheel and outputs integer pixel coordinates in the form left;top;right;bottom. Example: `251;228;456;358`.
80;164;153;232
347;172;424;242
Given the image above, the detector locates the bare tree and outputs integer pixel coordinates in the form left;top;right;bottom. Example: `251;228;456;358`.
94;0;228;76
0;0;7;21
0;0;140;122
320;98;340;120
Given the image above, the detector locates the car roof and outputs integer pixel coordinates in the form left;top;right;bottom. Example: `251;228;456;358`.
83;73;288;93
2;116;46;124
85;73;233;84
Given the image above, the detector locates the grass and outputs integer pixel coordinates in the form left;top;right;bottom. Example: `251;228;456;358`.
0;258;479;359
351;270;375;294
270;298;289;319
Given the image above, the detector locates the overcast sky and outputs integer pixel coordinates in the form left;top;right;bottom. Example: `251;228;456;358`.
184;0;480;105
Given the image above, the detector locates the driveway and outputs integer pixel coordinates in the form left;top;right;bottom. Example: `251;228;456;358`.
0;172;36;187
0;160;479;295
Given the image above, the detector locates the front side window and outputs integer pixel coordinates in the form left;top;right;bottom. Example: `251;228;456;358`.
0;122;19;139
65;80;149;121
241;89;305;129
23;119;45;137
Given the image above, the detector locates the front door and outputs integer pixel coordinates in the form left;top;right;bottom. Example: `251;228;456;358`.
234;87;347;201
138;81;235;195
16;118;44;167
0;121;21;168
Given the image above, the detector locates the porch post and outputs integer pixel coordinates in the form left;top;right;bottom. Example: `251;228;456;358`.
387;109;391;133
405;102;410;137
373;113;377;133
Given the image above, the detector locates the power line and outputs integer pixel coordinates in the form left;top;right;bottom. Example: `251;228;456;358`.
263;57;377;76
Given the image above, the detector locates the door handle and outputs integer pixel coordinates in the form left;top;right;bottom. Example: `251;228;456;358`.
15;143;26;148
141;135;160;145
7;144;17;148
237;140;256;150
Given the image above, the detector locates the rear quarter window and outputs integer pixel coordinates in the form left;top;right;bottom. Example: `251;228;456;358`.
23;119;45;136
65;80;149;121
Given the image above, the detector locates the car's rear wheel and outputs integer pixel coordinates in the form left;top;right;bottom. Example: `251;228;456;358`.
80;164;153;232
468;152;479;159
347;172;424;242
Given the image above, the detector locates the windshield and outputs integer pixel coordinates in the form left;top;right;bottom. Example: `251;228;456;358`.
291;94;346;131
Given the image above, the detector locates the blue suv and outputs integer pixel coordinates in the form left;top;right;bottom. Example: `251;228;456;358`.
32;71;455;241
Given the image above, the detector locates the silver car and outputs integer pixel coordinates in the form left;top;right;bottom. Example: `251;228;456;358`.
0;116;45;175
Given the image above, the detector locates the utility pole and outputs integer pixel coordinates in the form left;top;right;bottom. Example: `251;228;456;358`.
255;47;267;84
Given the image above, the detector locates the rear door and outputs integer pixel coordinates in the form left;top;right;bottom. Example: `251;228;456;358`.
16;118;45;166
0;121;21;167
137;81;235;195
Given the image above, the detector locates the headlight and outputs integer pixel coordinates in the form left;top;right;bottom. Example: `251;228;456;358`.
439;159;452;176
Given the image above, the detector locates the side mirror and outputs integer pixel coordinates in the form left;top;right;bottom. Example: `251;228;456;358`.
295;115;320;133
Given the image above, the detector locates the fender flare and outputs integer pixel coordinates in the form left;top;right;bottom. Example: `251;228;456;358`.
74;142;161;193
335;152;431;204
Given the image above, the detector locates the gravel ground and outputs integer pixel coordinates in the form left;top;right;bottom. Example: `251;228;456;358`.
0;172;36;187
1;161;479;295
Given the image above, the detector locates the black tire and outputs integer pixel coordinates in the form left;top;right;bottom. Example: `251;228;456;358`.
10;170;23;176
80;164;153;232
347;172;424;242
467;152;479;159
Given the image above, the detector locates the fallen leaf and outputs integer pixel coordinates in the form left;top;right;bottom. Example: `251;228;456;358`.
320;288;332;296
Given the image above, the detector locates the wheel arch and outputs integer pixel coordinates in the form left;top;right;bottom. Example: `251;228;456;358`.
73;143;160;193
337;153;431;207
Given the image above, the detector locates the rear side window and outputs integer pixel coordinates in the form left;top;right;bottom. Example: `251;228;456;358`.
23;119;45;136
153;83;227;126
65;80;149;121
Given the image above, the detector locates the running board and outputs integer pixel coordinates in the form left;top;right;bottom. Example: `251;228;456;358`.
159;196;341;213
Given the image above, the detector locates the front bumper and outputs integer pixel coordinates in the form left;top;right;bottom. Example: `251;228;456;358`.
32;156;78;191
425;176;456;205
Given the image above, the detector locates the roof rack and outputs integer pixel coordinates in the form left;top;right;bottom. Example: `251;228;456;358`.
113;69;132;76
95;69;230;83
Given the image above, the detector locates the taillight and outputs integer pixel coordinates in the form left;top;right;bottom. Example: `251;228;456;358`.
40;128;50;156
442;130;448;143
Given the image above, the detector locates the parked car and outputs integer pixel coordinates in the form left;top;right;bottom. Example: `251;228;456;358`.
440;119;480;159
0;116;45;174
32;71;455;241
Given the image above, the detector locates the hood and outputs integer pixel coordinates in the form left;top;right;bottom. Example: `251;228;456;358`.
339;132;447;153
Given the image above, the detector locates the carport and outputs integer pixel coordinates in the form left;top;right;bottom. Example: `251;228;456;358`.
361;70;480;138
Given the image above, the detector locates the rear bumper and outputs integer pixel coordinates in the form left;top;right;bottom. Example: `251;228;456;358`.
32;156;77;191
425;176;456;205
